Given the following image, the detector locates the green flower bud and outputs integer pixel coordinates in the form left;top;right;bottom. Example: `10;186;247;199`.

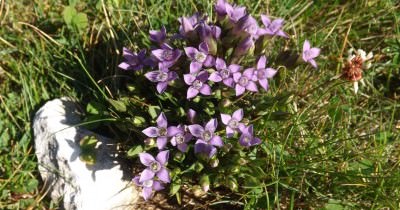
174;152;186;163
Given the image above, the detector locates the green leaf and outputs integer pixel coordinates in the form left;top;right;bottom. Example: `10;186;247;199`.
148;106;161;119
72;12;88;31
127;145;143;157
68;0;79;6
86;101;106;115
80;135;98;149
169;183;181;196
107;98;127;112
63;6;77;25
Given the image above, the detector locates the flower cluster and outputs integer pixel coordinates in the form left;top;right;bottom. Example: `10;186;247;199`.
119;0;321;201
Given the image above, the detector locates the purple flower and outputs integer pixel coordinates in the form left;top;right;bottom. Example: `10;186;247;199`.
132;176;164;201
198;23;221;55
225;2;246;23
189;119;223;158
258;15;288;38
138;150;170;183
169;125;192;152
215;0;228;17
184;70;211;99
184;42;215;73
238;125;261;147
151;45;182;68
149;26;167;44
302;40;321;68
209;58;240;87
233;68;258;96
252;56;277;91
234;14;259;38
178;13;202;37
144;63;178;93
118;48;151;71
233;36;254;57
142;112;175;150
221;109;245;138
187;109;196;123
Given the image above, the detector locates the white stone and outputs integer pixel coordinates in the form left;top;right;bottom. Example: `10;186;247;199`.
33;98;139;210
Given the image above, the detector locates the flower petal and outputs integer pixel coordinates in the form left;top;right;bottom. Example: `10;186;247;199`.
243;68;254;78
199;84;211;95
228;64;241;73
118;62;131;70
145;71;160;82
257;56;267;69
220;114;231;125
265;68;277;78
153;181;165;191
187;87;199;99
139;153;155;166
233;72;241;83
157;113;168;128
190;62;202;73
156;150;170;165
235;84;246;96
156;167;170;183
303;40;310;52
199;42;209;53
251;137;262;146
156;82;168;93
184;47;198;59
142;187;153;200
142;127;159;137
209;72;223;82
177;143;188;152
232;109;244;121
203;55;215;67
309;59;318;68
308;48;321;59
167;126;182;137
215;58;227;70
226;126;234;138
205;118;218;132
260;15;271;27
156;137;168;150
197;70;209;82
151;49;164;61
259;79;268;91
139;168;155;182
210;135;223;147
184;74;196;85
223;78;234;87
246;81;258;92
188;124;204;137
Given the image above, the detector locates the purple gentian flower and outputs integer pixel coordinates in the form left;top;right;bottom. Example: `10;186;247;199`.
238;125;261;147
118;48;151;71
221;109;245;138
234;14;259;38
138;150;170;183
302;40;321;68
252;56;277;91
144;63;178;93
184;70;211;99
198;23;221;55
209;58;240;87
189;119;223;158
142;112;175;150
234;36;254;57
184;42;215;73
132;176;164;201
169;125;192;152
225;2;246;23
258;15;288;38
149;26;167;44
151;45;182;68
178;13;202;37
233;68;258;96
215;0;228;17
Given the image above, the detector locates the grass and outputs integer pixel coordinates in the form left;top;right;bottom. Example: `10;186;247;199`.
0;0;399;209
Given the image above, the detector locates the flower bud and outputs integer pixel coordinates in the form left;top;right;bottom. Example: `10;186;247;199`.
220;98;232;108
200;174;210;192
222;143;233;152
210;158;219;168
132;116;146;127
144;138;155;146
238;157;248;165
227;178;238;192
174;152;186;163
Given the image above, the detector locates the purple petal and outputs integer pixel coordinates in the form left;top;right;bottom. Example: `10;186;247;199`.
187;87;199;99
232;109;244;121
144;71;160;82
309;59;318;68
210;136;223;147
233;72;241;83
156;137;168;150
229;64;241;73
246;81;258;92
153;181;164;191
132;176;142;186
203;55;215;67
181;17;194;34
205;118;218;132
235;84;246;96
199;84;211;95
220;114;231;125
199;42;209;53
157;113;168;128
303;40;311;52
188;109;196;123
276;30;288;38
226;126;234;138
156;150;169;165
243;68;254;78
142;127;159;137
156;167;170;183
168;71;178;80
156;82;168;93
197;71;209;82
209;72;223;82
177;143;188;152
188;124;204;137
139;169;155;182
184;74;196;85
190;62;202;73
151;49;164;61
257;56;267;69
251;137;262;146
184;47;198;59
259;79;269;91
167;126;182;137
118;62;130;70
265;68;277;78
139;153;155;166
223;78;235;87
215;58;227;70
142;187;153;200
309;48;321;59
261;15;271;27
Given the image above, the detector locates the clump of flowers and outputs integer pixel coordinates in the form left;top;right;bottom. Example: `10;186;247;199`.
118;0;320;201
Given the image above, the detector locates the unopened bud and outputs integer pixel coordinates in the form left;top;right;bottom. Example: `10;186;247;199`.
227;178;238;192
200;175;210;192
210;158;219;168
144;138;155;146
132;116;146;127
174;152;185;163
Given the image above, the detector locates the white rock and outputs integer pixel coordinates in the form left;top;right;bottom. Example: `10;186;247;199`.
33;98;139;210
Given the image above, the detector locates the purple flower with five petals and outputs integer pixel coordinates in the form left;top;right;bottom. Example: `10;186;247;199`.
302;40;321;68
209;58;241;87
251;56;277;91
169;125;192;152
184;70;211;99
118;48;152;71
233;68;258;96
178;13;202;37
138;150;170;183
225;2;247;23
132;176;164;201
151;45;182;68
184;42;215;73
221;109;245;138
144;63;178;93
239;125;261;147
189;119;223;158
258;15;288;38
142;113;175;150
149;26;167;45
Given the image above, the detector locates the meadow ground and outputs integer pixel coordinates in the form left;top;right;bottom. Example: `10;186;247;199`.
0;0;399;209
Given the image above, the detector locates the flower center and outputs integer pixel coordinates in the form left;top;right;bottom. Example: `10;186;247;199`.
238;76;249;86
158;127;167;136
228;119;239;129
162;50;174;61
304;50;313;59
192;80;203;89
175;134;185;144
150;161;161;172
270;24;280;33
256;69;266;79
220;69;230;79
243;135;251;143
143;179;153;188
202;130;212;142
246;25;258;35
194;52;207;63
156;71;169;82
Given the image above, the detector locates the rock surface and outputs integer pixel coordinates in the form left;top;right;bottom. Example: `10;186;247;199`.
33;98;139;210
